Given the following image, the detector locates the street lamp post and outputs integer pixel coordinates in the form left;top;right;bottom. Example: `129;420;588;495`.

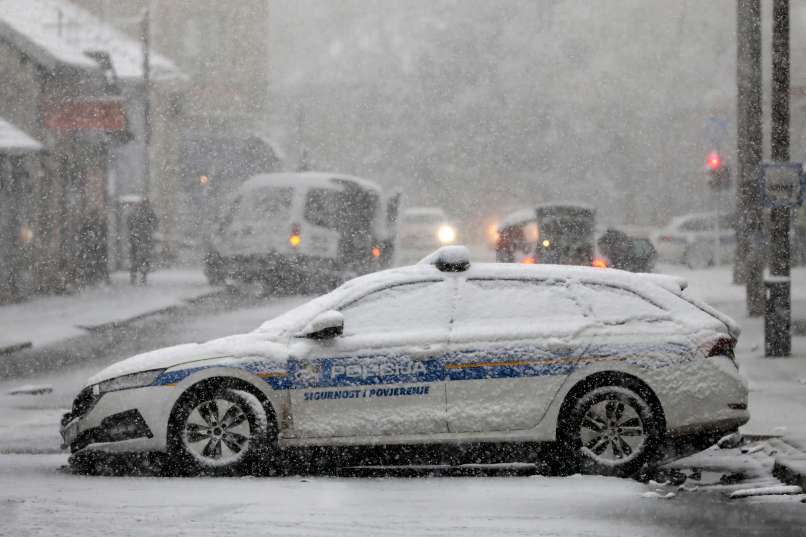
766;0;792;356
140;7;151;200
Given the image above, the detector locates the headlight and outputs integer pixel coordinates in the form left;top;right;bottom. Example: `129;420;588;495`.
437;225;457;244
94;369;166;395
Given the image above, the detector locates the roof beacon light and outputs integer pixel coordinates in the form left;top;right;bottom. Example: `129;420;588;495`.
419;245;471;272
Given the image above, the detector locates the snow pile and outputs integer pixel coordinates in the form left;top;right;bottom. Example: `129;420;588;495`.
7;385;53;396
0;118;41;154
729;485;802;499
640;491;675;499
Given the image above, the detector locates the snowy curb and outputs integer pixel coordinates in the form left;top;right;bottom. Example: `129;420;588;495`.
74;287;224;332
1;287;225;354
0;341;32;355
769;437;806;491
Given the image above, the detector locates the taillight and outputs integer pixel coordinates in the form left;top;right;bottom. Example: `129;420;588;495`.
289;224;301;247
371;246;382;258
521;256;536;265
592;257;608;269
706;337;737;368
707;337;736;358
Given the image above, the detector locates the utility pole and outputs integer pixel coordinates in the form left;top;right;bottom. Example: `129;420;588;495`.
766;0;792;356
735;0;765;315
140;7;151;200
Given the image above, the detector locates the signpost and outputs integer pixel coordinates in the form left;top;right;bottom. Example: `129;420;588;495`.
758;161;805;208
759;161;804;357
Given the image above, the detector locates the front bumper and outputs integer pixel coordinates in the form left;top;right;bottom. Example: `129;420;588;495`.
60;385;177;455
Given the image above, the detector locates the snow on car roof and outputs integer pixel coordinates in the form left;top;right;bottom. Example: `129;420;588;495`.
239;172;381;194
402;207;448;217
0;0;183;82
0;118;42;154
535;201;595;212
497;208;536;231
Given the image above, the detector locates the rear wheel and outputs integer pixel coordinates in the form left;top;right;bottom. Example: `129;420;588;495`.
169;388;269;476
562;385;661;477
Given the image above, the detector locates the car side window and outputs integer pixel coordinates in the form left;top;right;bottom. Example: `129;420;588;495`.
453;279;584;329
574;283;666;323
680;217;712;232
339;280;452;336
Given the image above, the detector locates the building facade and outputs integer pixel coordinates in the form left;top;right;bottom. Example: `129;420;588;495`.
72;0;279;253
0;119;43;303
0;0;184;292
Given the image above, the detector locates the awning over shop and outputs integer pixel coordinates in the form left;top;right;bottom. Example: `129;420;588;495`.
0;118;42;155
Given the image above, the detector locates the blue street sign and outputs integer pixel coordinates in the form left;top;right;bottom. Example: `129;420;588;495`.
758;161;806;208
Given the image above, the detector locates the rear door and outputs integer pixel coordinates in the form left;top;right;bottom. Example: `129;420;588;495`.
446;277;590;433
289;279;454;439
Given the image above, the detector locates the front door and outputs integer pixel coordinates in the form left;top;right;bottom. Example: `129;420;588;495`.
289;279;454;439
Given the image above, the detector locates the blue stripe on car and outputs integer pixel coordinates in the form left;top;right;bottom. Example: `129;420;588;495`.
152;343;695;390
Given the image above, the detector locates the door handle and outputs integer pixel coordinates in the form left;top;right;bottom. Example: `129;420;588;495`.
408;346;437;360
546;341;573;355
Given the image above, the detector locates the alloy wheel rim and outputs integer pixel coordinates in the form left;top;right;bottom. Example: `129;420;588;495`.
579;398;645;465
183;398;252;464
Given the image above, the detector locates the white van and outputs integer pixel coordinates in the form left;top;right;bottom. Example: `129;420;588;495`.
204;172;399;289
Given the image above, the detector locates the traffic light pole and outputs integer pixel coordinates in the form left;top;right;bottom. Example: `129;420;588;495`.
736;0;765;316
766;0;792;356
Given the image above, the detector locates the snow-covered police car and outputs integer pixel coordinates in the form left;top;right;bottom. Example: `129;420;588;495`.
61;246;749;476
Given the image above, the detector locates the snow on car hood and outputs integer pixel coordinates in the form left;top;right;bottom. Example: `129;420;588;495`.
85;332;289;387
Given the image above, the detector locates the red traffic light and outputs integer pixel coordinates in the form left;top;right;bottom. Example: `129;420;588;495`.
706;151;722;171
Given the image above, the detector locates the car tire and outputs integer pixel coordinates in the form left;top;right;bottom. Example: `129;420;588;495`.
562;385;661;477
169;387;270;476
685;242;713;269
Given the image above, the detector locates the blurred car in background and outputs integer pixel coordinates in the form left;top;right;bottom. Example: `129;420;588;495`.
533;203;598;266
597;228;657;273
398;207;458;262
494;208;538;263
204;172;398;290
653;212;735;269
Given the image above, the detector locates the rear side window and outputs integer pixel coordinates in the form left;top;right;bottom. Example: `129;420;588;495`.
454;279;584;329
305;188;342;229
680;217;712;232
574;283;666;323
234;187;293;223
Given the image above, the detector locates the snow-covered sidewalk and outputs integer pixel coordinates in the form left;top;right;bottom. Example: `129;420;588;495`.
0;269;219;354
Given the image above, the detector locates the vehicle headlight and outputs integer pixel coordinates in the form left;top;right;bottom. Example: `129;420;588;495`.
94;369;166;395
437;225;457;244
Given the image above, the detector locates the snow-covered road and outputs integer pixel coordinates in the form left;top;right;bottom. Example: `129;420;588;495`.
2;450;804;537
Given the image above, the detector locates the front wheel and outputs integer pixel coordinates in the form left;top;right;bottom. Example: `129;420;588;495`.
562;385;661;477
169;388;269;476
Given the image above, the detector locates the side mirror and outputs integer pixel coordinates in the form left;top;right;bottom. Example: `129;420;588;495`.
297;310;344;340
